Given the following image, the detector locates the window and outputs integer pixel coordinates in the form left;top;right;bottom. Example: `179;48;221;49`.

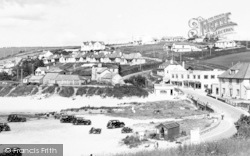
193;75;196;79
181;74;184;79
211;75;215;79
222;79;225;83
237;89;240;96
176;74;178;78
236;79;240;84
187;75;190;79
172;74;174;78
229;79;232;84
198;75;200;79
223;88;225;94
204;75;208;79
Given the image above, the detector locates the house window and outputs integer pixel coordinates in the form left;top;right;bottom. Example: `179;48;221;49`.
229;79;232;84
223;88;225;94
181;74;184;79
193;75;196;79
236;79;240;84
187;75;190;79
172;74;174;78
237;89;240;96
198;75;200;79
211;75;215;79
176;74;178;78
204;75;208;79
222;79;225;83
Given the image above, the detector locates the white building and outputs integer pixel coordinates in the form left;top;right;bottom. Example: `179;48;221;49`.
38;51;53;60
214;39;237;49
217;62;250;100
157;60;186;77
154;83;176;96
171;42;202;52
81;41;105;51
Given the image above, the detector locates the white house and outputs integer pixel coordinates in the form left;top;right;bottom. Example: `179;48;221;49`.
171;42;202;52
157;60;186;77
81;41;105;51
214;39;237;49
35;66;63;76
38;51;53;60
217;62;250;100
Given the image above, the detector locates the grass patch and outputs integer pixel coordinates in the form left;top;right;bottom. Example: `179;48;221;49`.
109;100;207;119
59;86;74;97
0;85;14;97
9;85;37;97
42;86;56;94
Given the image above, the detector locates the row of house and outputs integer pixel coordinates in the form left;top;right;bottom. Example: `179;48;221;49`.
24;63;124;86
157;59;250;100
81;41;105;51
164;39;238;53
40;51;146;66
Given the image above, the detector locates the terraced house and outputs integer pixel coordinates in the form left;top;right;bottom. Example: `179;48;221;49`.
217;62;250;100
81;41;105;51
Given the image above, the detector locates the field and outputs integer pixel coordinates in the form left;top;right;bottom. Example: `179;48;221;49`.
109;100;209;119
203;51;250;68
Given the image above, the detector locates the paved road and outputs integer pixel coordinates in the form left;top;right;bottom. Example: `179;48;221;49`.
181;88;249;142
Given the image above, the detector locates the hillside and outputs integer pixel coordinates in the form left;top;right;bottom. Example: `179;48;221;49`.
203;51;250;68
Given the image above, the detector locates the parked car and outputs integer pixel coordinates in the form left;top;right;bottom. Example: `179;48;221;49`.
121;127;133;133
7;114;26;122
60;115;75;123
0;123;11;132
89;127;101;134
72;117;91;125
107;120;125;129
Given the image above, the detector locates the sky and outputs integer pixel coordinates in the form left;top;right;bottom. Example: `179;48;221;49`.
0;0;249;47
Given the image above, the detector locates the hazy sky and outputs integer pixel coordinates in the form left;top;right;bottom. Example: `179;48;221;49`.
0;0;249;46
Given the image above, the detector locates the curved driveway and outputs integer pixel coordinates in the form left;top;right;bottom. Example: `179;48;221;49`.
181;88;249;142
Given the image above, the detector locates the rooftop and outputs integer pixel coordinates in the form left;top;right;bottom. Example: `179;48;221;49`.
218;62;250;79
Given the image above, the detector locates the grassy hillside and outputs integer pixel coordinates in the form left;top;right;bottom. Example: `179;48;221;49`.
115;138;250;156
203;51;250;68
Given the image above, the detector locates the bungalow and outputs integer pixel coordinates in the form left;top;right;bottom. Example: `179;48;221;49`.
27;75;44;84
214;39;236;49
43;73;59;85
122;53;146;65
81;41;105;51
157;59;185;77
55;74;85;86
154;83;175;96
35;66;63;76
171;42;202;52
38;51;53;60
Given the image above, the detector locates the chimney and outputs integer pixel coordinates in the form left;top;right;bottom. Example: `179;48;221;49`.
170;59;173;64
182;61;185;68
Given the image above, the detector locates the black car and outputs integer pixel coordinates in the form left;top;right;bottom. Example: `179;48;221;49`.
89;127;101;134
0;123;11;132
72;117;91;125
7;114;26;122
1;147;22;156
107;120;125;129
60;115;75;123
121;127;133;133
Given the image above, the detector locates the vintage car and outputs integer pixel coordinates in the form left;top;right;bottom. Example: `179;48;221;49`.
89;127;101;134
72;117;91;125
0;123;11;132
107;120;125;129
60;115;75;123
121;127;133;133
7;114;26;122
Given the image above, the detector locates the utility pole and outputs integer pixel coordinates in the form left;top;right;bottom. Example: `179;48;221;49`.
17;68;19;80
180;53;182;62
21;69;23;84
32;64;34;75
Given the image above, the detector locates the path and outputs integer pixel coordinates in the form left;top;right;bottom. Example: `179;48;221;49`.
181;88;248;142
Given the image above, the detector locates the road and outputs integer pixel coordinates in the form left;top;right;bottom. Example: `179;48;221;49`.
181;88;249;142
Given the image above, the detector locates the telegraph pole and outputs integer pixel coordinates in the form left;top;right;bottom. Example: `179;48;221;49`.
17;68;19;80
21;69;23;84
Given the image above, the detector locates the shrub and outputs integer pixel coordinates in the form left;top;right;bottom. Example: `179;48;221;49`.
59;86;74;97
122;135;147;148
42;86;56;94
0;85;14;97
76;87;88;96
9;85;36;96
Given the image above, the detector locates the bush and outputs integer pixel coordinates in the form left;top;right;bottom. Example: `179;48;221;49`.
42;86;56;94
76;87;88;96
0;85;14;97
9;85;36;97
59;86;74;97
122;135;147;148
